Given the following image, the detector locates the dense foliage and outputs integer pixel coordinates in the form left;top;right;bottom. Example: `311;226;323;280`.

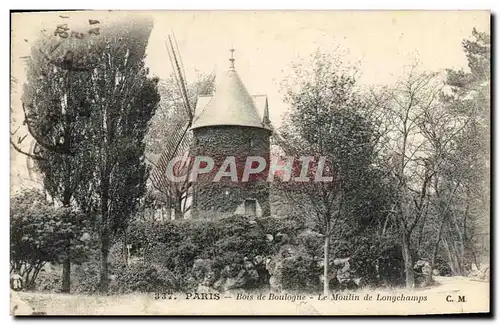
11;27;489;295
10;190;91;289
29;215;405;294
16;16;161;292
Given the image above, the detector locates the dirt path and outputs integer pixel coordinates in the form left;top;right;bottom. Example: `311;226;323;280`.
12;276;489;316
429;276;489;293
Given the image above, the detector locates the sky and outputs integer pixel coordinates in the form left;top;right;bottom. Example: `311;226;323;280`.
11;11;490;125
10;11;490;191
143;11;490;124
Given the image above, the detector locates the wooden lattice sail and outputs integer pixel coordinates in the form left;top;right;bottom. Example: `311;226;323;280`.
149;34;194;219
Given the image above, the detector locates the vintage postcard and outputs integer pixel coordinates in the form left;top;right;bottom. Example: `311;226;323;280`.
10;10;490;316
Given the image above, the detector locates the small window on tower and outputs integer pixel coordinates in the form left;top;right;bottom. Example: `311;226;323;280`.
244;199;257;216
249;138;254;149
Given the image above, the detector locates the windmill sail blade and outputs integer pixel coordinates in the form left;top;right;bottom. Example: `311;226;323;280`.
149;33;196;215
150;120;192;193
167;35;193;121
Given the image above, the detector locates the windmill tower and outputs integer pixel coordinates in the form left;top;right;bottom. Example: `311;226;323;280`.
150;42;272;219
190;49;272;218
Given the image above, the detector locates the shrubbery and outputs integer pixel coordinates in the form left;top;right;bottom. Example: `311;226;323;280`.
10;189;92;290
28;214;408;294
111;262;179;293
125;215;298;284
280;256;321;292
72;254;101;294
434;256;453;276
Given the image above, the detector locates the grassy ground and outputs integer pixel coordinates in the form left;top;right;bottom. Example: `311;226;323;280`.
12;276;489;316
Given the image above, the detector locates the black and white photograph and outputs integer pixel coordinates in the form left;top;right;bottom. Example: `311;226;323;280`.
9;10;490;315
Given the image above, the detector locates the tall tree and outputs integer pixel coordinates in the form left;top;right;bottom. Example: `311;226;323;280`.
13;28;99;292
376;64;444;288
74;18;160;292
278;51;380;295
415;83;470;282
438;28;490;272
372;29;490;285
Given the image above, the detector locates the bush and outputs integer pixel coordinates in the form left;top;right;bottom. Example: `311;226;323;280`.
35;264;62;292
111;262;178;293
256;216;303;239
162;241;201;283
72;244;125;294
10;189;92;290
72;249;102;294
297;230;323;259
72;215;408;294
115;215;325;293
434;255;452;276
126;216;293;284
280;256;321;292
72;259;101;294
212;251;246;279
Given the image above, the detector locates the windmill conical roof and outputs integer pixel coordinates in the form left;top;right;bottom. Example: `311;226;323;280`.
191;67;269;130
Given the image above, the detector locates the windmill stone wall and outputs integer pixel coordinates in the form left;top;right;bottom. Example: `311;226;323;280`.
191;125;271;218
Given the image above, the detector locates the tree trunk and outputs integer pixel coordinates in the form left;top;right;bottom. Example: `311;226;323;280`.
61;258;71;293
99;229;110;292
165;196;171;221
451;241;464;275
323;234;330;296
99;176;110;293
416;217;426;253
442;236;454;274
443;235;460;275
402;230;415;288
61;194;71;293
448;211;465;272
174;193;183;220
428;214;446;284
123;230;128;266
